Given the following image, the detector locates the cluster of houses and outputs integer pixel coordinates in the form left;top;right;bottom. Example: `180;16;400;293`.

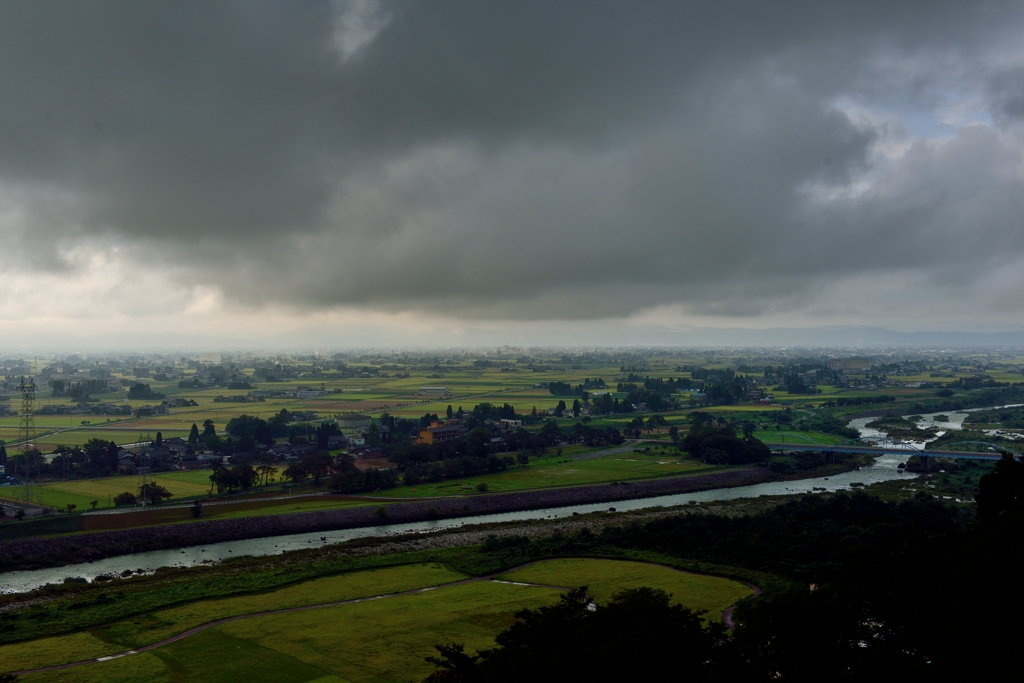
114;430;388;475
37;402;134;416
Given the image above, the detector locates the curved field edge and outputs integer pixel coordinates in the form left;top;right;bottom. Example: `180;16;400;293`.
7;558;761;680
0;563;467;673
0;544;784;670
497;557;754;621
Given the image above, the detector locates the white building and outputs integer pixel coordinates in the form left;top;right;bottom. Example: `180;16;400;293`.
829;358;872;372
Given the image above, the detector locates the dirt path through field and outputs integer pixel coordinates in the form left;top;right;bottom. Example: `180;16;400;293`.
9;560;759;676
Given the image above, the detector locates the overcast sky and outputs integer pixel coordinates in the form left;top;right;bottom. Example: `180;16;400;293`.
2;0;1024;349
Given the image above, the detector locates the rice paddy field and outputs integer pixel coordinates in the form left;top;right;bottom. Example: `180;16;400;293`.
3;558;753;683
0;470;213;511
3;352;981;452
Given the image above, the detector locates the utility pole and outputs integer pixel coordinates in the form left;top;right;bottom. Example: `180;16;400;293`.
138;432;151;508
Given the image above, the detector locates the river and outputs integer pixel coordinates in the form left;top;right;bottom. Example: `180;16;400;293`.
7;403;1019;594
1;453;914;594
847;403;1024;449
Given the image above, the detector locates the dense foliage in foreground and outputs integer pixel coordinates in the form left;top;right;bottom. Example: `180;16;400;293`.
427;455;1024;681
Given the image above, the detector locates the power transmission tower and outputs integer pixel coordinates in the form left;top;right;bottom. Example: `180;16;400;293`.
17;376;42;506
137;432;151;507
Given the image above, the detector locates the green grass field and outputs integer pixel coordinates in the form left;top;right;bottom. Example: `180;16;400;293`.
3;444;718;515
499;558;753;619
368;449;719;498
77;495;377;532
0;470;214;510
11;558;750;682
754;430;845;446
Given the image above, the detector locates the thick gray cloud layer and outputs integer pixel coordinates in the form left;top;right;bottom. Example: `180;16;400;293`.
2;0;1024;324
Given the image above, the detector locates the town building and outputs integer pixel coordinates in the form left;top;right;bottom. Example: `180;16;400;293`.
336;413;372;432
829;358;872;372
417;422;468;445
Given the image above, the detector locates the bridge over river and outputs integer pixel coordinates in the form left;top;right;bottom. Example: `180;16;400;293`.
763;435;1022;464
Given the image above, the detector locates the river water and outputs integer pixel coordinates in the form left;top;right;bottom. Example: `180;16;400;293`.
7;403;1020;593
847;403;1024;450
1;453;914;594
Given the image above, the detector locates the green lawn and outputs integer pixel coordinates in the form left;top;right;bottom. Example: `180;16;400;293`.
3;563;465;673
498;558;753;621
0;470;214;510
754;430;845;446
15;558;749;683
369;450;719;498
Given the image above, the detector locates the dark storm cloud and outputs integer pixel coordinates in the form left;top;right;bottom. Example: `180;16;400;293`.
2;0;1024;320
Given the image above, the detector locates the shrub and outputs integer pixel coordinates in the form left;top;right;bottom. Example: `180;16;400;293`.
476;483;489;492
113;492;137;506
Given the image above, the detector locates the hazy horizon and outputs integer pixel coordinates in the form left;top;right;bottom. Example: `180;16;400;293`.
3;1;1024;347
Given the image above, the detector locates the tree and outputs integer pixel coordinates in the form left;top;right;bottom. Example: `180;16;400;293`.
645;415;667;433
367;423;381;445
669;426;679;443
256;459;279;487
425;586;723;682
190;500;202;518
680;426;770;465
139;483;173;504
83;438;118;470
516;453;529;466
302;452;334;484
689;411;714;430
446;405;454;419
202;419;216;439
154;431;163;447
0;443;7;466
89;500;98;510
284;462;308;483
128;383;163;400
976;452;1024;527
65;503;77;514
230;463;258;489
209;466;238;493
188;423;200;445
571;399;581;417
113;492;137;506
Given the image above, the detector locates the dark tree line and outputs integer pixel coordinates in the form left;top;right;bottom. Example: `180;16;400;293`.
427;455;1024;680
680;414;770;465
